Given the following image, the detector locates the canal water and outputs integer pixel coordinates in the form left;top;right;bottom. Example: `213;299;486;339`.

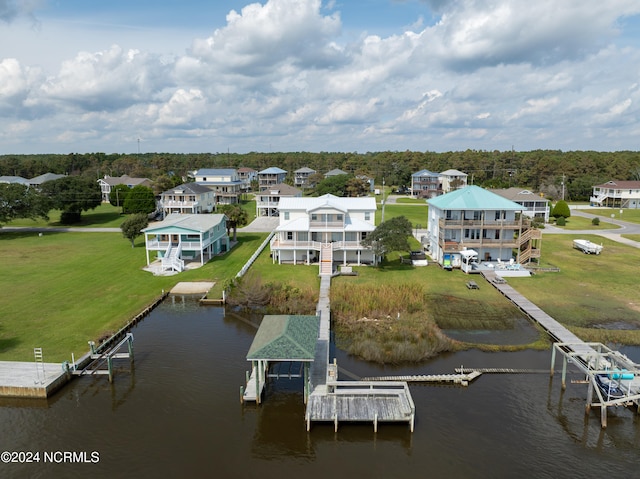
1;296;640;479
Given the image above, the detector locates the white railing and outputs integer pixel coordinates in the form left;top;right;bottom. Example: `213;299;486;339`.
237;231;275;278
161;200;199;207
270;239;364;250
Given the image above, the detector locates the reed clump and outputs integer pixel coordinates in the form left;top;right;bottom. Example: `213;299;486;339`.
332;283;457;363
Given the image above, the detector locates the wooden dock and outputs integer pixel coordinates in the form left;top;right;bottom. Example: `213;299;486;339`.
361;371;482;386
306;381;415;432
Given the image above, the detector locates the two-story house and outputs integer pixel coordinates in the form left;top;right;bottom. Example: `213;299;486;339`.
193;168;243;205
439;169;468;193
490;188;550;222
256;183;302;217
411;169;441;198
98;175;153;202
237;167;257;191
258;167;287;191
591;181;640;209
294;167;316;188
270;194;377;271
427;186;541;269
159;183;216;217
142;213;229;273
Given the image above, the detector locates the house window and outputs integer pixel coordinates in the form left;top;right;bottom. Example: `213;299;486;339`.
337;214;343;221
365;212;371;221
286;232;293;240
284;212;290;220
495;211;501;220
311;214;318;221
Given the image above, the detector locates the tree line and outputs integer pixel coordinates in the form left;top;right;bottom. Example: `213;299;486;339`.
2;149;640;201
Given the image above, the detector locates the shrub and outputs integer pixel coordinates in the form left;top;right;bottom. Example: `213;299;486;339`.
592;217;600;226
556;216;566;226
551;200;571;218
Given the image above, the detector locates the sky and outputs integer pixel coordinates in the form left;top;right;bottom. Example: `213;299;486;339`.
1;0;640;155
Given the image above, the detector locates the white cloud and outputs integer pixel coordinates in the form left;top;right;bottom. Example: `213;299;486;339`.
2;0;640;153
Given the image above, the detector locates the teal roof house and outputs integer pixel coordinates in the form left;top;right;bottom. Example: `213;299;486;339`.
142;213;230;273
426;186;541;270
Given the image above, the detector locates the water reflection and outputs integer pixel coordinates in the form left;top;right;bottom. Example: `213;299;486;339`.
1;297;640;479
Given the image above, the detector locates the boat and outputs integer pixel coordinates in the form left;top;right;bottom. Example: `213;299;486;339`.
573;239;603;255
594;374;626;400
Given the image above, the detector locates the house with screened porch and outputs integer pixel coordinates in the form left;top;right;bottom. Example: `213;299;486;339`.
270;194;377;272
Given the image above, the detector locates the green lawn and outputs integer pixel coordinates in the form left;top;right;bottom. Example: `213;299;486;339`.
376;204;429;228
0;230;266;362
509;234;640;332
6;203;127;228
394;197;425;204
551;215;618;230
585;208;640;224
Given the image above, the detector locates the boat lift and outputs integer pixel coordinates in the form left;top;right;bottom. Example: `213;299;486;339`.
551;342;640;428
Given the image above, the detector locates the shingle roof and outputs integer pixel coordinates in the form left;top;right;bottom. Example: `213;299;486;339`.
428;185;523;210
161;182;211;195
440;169;467;177
324;168;349;176
100;175;151;186
0;176;29;184
295;167;316;173
490;188;549;203
246;315;319;361
29;173;66;184
260;183;301;196
594;180;640;189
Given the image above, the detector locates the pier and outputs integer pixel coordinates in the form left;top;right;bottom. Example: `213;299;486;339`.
482;270;640;427
241;272;416;432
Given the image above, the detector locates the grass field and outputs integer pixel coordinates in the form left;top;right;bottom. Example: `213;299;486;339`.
551;215;618;230
376;203;429;228
586;208;640;224
3;203;640;363
0;229;267;362
6;203;126;228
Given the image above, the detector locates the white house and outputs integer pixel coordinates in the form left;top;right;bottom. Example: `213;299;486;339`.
439;169;468;193
142;214;229;273
427;186;541;269
270;194;377;271
237;167;257;191
193;168;243;204
490;188;550;222
256;183;302;217
591;180;640;209
98;175;153;202
159;183;216;217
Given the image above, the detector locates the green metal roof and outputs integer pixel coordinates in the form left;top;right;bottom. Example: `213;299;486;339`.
246;315;319;361
427;185;523;211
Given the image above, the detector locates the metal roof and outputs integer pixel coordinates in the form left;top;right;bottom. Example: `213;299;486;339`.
440;169;468;177
246;315;319;361
194;168;237;176
428;185;523;211
295;167;316;173
412;169;438;177
142;213;226;233
324;168;349;176
259;167;287;174
278;194;376;212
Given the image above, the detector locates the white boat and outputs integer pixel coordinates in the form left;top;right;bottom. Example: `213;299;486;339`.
573;239;603;255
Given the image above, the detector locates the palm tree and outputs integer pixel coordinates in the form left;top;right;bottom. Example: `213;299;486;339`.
219;204;249;241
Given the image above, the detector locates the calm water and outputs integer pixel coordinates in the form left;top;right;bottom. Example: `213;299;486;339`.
1;297;640;479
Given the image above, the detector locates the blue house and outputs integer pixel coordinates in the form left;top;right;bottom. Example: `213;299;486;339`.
142;214;230;273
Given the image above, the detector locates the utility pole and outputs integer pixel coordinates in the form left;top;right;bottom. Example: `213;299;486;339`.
561;173;566;201
381;177;386;223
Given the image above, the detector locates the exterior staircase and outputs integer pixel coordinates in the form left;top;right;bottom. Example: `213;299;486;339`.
319;243;333;276
162;244;185;272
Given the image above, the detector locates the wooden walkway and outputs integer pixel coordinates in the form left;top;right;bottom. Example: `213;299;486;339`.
361;371;482;385
481;270;596;359
306;275;416;431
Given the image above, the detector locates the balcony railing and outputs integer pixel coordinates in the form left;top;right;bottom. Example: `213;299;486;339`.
439;218;523;228
309;220;345;228
271;239;365;251
146;239;212;250
161;200;199;208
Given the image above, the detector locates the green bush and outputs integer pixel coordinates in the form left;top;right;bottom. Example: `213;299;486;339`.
592;217;600;226
551;200;571;218
556;216;566;226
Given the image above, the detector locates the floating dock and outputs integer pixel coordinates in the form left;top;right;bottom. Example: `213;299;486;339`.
0;361;69;399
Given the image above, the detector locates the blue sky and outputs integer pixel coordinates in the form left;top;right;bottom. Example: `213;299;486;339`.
1;0;640;154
